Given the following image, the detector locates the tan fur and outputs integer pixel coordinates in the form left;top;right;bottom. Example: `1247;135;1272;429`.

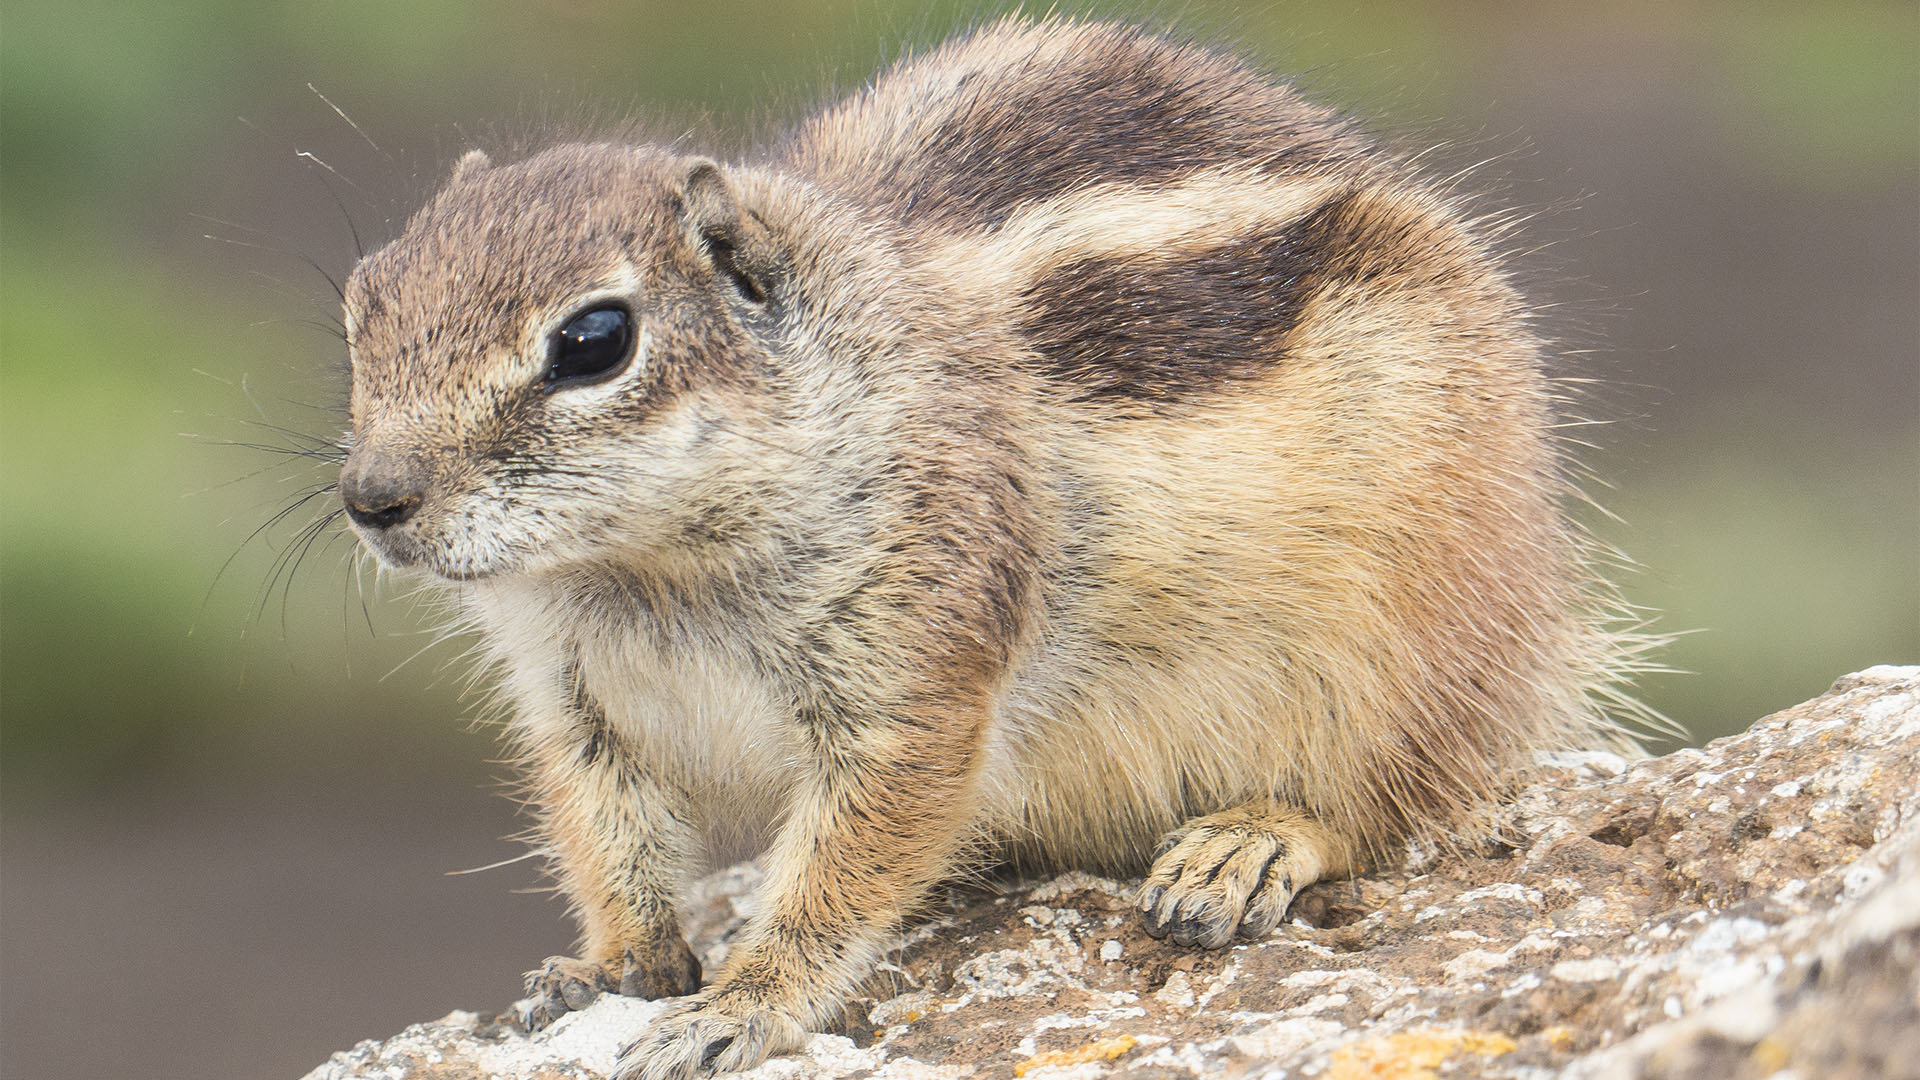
334;16;1655;1079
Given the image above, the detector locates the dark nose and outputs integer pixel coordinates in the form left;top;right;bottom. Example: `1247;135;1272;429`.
339;452;426;530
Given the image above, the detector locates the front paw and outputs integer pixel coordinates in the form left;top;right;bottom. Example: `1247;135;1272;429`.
517;940;703;1030
614;996;807;1080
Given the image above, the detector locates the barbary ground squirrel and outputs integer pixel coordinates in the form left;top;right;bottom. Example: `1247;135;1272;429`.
334;16;1656;1079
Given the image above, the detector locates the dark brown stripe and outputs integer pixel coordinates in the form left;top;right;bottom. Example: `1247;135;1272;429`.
1019;190;1382;403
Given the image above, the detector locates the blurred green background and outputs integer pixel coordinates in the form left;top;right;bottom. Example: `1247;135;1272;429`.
2;2;1914;1078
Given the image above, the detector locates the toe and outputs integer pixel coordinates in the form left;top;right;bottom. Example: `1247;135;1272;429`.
1238;860;1297;938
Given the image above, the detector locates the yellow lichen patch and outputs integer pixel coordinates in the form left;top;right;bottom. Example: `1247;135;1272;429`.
1542;1025;1575;1050
1326;1028;1518;1080
875;1007;931;1037
1752;1036;1792;1071
1013;1035;1138;1076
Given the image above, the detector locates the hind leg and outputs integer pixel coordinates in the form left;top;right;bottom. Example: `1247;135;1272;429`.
1137;800;1355;948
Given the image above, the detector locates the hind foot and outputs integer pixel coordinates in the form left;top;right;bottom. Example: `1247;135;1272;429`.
1136;800;1352;948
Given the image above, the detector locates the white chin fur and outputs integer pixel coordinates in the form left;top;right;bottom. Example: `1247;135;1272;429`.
351;522;521;582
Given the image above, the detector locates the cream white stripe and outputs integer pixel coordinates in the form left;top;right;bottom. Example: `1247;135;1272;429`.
920;166;1344;290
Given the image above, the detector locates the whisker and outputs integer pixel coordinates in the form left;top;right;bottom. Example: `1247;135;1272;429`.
189;437;346;464
201;484;339;625
353;549;379;637
294;148;370;200
308;82;389;161
444;847;550;876
181;454;329;498
257;506;346;629
201;231;347;303
229;417;349;454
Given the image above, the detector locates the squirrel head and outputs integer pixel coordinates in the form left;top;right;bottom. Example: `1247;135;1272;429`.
338;144;793;581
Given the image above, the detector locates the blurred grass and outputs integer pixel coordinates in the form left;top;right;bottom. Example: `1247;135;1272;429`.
1;0;1914;797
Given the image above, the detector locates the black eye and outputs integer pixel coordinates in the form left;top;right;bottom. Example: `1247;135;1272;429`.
546;306;633;388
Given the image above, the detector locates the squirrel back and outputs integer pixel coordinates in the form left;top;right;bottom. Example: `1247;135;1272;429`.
783;19;1372;230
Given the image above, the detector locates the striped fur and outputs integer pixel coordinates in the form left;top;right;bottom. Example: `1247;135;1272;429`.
336;16;1654;1078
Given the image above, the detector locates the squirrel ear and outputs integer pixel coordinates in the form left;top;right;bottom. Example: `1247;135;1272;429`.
678;160;776;307
447;149;492;186
679;160;739;232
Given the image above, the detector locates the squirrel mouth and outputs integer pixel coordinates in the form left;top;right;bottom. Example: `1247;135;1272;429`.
345;521;430;573
352;528;509;584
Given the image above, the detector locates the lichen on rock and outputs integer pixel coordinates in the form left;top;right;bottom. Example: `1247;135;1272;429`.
304;666;1920;1080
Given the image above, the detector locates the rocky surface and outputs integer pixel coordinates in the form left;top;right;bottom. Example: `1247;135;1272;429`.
305;666;1920;1080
